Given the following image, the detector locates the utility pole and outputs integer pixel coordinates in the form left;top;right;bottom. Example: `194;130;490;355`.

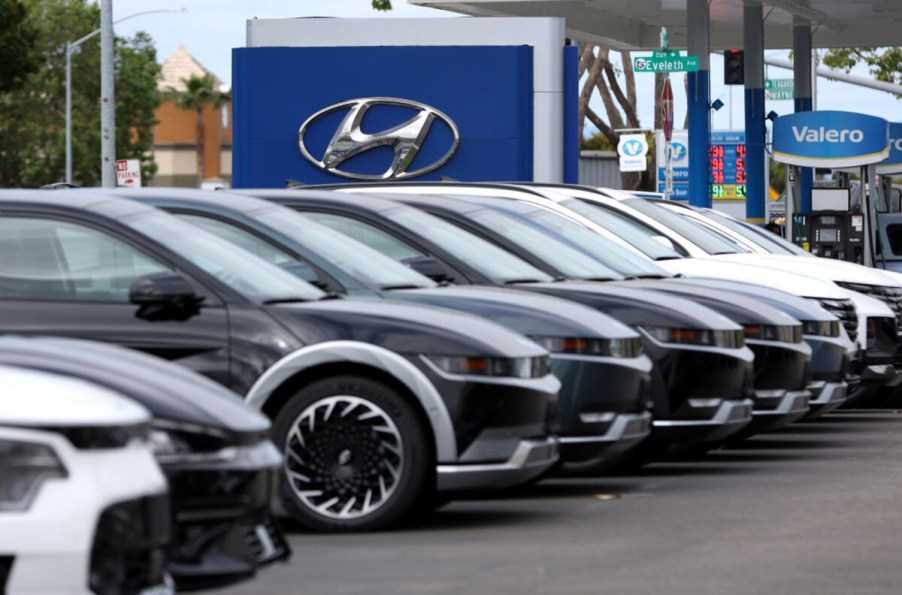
100;0;115;187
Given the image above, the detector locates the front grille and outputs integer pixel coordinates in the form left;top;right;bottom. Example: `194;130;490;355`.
0;556;13;592
835;283;902;334
89;495;171;595
814;298;858;343
240;517;291;564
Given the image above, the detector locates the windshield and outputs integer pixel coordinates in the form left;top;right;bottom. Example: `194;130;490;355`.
559;198;683;260
702;210;812;256
464;207;622;280
624;198;750;254
252;207;435;289
383;206;554;283
520;208;672;278
124;209;326;302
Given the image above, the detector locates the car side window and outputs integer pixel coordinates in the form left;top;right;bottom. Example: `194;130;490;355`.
0;216;170;302
303;212;425;262
176;214;294;266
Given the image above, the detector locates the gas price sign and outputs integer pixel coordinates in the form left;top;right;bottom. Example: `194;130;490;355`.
709;131;746;200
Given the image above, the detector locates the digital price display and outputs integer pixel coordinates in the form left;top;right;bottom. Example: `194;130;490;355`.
708;143;746;200
708;138;747;200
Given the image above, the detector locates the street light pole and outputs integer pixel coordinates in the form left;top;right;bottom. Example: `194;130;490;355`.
65;8;183;185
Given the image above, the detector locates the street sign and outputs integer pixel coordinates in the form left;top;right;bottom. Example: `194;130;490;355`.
662;78;674;142
634;51;699;73
765;78;794;101
115;159;142;187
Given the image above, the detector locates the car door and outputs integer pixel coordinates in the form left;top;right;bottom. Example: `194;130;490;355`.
0;210;234;388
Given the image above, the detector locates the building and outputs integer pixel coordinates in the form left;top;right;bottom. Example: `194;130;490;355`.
153;44;232;188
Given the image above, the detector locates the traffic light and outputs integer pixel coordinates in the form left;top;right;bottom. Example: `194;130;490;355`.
724;49;744;85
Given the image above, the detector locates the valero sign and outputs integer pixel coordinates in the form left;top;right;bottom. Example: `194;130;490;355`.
772;110;889;168
877;122;902;175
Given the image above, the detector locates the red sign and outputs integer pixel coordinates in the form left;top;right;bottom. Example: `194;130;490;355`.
661;78;674;142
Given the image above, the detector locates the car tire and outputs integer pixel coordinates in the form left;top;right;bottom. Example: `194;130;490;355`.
273;375;431;532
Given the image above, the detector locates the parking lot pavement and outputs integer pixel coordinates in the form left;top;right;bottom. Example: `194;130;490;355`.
219;410;902;595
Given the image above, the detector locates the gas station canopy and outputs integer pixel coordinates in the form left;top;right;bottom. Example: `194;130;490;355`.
411;0;902;50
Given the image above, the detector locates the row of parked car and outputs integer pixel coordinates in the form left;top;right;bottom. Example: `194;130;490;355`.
3;182;902;593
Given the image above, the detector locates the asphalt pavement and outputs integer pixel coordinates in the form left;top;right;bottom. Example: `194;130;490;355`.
222;409;902;595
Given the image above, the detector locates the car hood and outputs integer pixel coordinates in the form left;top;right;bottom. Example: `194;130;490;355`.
268;297;548;358
388;285;639;340
712;253;902;288
607;279;802;327
661;277;837;323
657;257;851;299
0;336;271;437
518;281;742;331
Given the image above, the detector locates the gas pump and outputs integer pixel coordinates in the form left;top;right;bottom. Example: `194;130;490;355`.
775;111;889;269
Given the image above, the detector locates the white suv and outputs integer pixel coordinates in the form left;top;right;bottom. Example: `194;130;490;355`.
0;365;171;595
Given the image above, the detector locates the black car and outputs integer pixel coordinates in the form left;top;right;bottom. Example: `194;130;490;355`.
0;335;288;590
240;189;759;451
0;189;560;532
94;187;655;476
350;190;820;431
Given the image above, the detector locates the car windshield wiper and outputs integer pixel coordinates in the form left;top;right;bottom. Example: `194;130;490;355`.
503;278;544;285
261;296;317;304
654;255;684;261
380;284;428;290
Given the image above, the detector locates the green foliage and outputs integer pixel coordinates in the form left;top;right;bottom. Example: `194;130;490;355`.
167;72;228;113
822;47;902;95
0;0;39;92
769;159;785;195
0;0;161;187
581;132;614;151
372;0;392;11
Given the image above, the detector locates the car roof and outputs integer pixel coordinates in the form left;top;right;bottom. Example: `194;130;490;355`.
0;188;158;220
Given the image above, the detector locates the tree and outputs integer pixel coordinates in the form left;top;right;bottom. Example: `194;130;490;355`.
372;0;392;10
822;47;902;95
0;0;160;187
0;0;39;92
166;72;230;187
578;45;656;190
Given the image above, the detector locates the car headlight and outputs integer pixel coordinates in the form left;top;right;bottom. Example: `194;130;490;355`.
530;336;643;358
148;420;236;464
424;355;550;379
0;438;68;512
743;324;803;343
802;319;841;338
640;326;744;348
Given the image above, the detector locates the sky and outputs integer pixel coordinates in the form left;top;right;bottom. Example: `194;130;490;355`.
112;0;900;137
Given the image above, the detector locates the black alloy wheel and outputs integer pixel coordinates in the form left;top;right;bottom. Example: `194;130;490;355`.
273;376;431;532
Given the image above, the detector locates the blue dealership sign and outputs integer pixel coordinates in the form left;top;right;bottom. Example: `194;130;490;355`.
232;46;534;188
772;110;889;168
878;122;902;175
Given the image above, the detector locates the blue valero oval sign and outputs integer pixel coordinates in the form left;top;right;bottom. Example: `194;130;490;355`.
773;110;889;168
877;122;902;175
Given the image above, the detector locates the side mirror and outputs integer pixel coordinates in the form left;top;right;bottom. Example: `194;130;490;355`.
404;256;454;283
129;272;204;321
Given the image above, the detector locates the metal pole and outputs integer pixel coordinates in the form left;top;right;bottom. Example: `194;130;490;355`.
793;18;813;213
65;43;73;185
744;3;766;223
100;0;115;187
686;0;711;208
65;9;182;186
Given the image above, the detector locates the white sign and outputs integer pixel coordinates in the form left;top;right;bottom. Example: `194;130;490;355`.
116;159;142;188
617;134;649;172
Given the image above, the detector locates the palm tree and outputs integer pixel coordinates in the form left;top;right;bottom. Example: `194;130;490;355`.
167;73;230;186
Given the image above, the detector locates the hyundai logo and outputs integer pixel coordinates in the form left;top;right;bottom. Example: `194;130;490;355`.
298;97;460;180
672;142;687;161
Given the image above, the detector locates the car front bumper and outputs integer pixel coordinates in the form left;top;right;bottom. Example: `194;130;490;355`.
163;440;290;592
804;380;849;419
436;435;559;492
652;398;754;443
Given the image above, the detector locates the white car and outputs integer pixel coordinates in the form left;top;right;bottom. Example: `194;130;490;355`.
0;365;171;595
